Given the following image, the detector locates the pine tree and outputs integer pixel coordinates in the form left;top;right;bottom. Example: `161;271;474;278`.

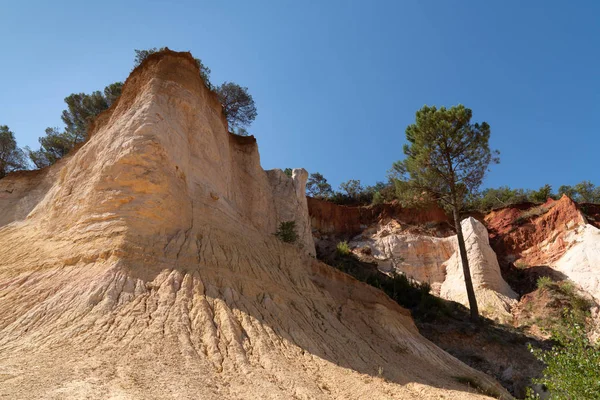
392;105;499;320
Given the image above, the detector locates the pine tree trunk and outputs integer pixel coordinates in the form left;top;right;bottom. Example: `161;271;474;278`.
453;207;479;321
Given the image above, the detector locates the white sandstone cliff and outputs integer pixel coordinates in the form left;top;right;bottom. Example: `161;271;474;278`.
441;218;518;320
553;223;600;302
352;217;517;321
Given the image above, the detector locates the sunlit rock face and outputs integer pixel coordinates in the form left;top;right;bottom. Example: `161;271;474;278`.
0;50;505;399
352;217;517;321
440;218;518;320
486;195;600;306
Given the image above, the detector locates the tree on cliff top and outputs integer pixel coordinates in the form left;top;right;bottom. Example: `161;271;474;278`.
392;105;499;320
306;172;333;198
216;82;257;133
529;184;555;203
0;125;27;178
133;49;256;135
26;82;123;168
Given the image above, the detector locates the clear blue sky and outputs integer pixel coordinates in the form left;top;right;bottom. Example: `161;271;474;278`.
1;1;598;191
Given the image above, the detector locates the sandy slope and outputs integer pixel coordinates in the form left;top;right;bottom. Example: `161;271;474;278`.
0;50;507;399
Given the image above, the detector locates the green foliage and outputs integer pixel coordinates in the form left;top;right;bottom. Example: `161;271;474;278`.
27;82;123;168
536;276;553;290
527;312;600;399
26;128;72;168
366;271;446;321
371;191;384;205
558;185;576;199
283;168;293;178
329;179;391;205
274;221;298;243
133;48;161;68
369;181;396;202
0;125;27;178
61;87;119;144
336;241;351;256
558;182;600;203
339;179;364;199
393;104;498;320
573;181;600;203
332;250;447;321
216;82;257;131
468;186;529;211
529;279;592;340
515;260;529;269
464;181;600;212
392;104;499;211
103;82;124;106
306;172;333;198
529;184;556;204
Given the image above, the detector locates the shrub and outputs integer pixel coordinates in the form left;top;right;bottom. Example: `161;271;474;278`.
537;276;553;290
372;191;384;205
527;311;600;399
336;241;351;256
467;186;530;211
532;279;592;340
275;221;298;243
515;260;529;269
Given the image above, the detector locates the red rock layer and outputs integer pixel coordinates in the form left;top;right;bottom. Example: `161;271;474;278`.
485;195;586;266
307;198;449;236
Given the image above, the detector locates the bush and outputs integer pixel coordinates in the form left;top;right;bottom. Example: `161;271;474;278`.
532;279;592;341
275;221;298;243
537;276;553;290
527;312;600;399
372;191;384;205
336;241;351;256
466;186;529;211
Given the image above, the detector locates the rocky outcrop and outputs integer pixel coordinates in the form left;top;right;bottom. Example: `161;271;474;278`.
486;196;586;266
554;223;600;302
0;50;506;399
0;167;58;227
440;218;518;320
351;217;517;321
266;168;314;255
307;197;448;236
487;196;600;302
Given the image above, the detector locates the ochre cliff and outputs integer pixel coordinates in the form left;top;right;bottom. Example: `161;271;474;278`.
307;197;448;236
0;51;507;399
486;196;600;297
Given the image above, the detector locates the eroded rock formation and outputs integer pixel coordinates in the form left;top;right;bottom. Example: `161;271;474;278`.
0;51;507;399
487;195;600;302
307;197;448;236
440;218;518;320
349;216;517;321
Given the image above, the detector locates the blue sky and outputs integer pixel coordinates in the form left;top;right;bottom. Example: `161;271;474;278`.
1;1;598;191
